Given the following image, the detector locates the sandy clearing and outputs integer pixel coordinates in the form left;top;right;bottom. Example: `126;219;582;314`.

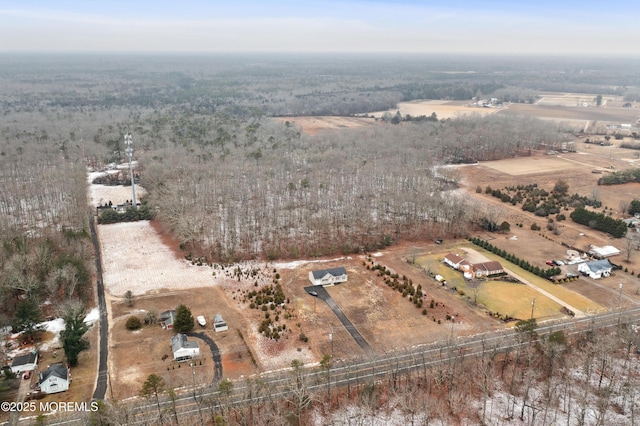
479;156;582;176
98;221;217;296
370;100;499;120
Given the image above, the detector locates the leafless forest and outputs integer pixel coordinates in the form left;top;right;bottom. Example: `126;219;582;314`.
1;53;639;306
1;54;640;421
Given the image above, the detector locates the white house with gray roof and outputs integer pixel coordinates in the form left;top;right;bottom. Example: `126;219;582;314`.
171;333;200;361
308;267;348;286
38;363;69;394
578;259;613;279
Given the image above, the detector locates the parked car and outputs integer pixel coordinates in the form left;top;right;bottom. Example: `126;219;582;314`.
309;291;318;297
545;260;554;266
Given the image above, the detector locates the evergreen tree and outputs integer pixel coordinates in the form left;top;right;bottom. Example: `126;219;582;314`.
13;299;44;341
60;307;89;367
173;304;194;333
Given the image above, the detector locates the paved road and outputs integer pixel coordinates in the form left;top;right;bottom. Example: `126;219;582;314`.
304;286;373;355
89;215;108;401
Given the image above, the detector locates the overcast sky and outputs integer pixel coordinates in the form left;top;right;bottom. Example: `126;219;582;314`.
0;0;638;55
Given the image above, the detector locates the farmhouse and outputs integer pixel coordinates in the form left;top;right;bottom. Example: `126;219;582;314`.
171;333;200;361
443;253;471;271
38;363;69;394
472;261;505;278
159;310;176;329
213;314;228;332
578;259;613;279
10;351;38;374
588;245;620;259
308;267;348;286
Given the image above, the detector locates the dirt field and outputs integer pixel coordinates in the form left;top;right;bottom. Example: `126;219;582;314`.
370;99;500;120
535;93;625;108
499;103;639;124
273;116;376;135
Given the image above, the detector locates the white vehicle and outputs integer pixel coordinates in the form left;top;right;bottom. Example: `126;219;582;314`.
197;315;206;327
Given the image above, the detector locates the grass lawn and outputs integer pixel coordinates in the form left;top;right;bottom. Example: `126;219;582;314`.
416;245;603;321
474;248;603;314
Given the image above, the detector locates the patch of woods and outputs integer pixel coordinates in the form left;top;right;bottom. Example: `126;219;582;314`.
482;180;601;217
570;207;628;238
138;112;567;263
97;199;154;224
598;167;640;185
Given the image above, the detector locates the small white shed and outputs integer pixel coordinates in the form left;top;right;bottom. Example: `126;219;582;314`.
213;314;228;332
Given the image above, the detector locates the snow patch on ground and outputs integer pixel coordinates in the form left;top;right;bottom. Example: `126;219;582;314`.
273;256;346;270
84;307;100;324
99;221;217;296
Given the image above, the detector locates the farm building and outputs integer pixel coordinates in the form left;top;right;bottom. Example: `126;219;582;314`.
443;253;471;271
588;245;620;259
578;259;613;279
159;310;176;329
10;351;38;374
472;261;505;278
308;267;348;286
38;363;69;394
171;333;200;361
213;314;228;332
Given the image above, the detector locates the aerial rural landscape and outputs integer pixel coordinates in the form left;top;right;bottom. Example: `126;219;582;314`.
2;2;640;426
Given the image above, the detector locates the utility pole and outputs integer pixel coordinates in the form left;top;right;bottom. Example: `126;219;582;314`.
530;298;536;320
618;282;624;327
124;133;137;209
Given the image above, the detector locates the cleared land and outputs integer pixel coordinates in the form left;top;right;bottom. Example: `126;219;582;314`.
370;99;500;120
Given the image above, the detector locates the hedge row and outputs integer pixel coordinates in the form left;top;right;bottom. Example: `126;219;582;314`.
468;237;561;279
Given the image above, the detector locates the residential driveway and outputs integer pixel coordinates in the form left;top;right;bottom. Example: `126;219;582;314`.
304;286;373;356
504;268;586;318
465;247;586;318
186;331;223;384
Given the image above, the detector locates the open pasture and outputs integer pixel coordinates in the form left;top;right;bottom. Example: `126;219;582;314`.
535;92;624;107
371;99;499;120
480;156;582;176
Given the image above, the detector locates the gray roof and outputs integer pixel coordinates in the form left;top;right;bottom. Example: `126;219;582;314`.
585;259;613;272
39;363;67;383
311;267;347;280
11;351;38;367
213;314;225;324
171;333;199;353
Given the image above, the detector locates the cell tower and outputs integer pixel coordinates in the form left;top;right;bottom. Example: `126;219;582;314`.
124;133;137;209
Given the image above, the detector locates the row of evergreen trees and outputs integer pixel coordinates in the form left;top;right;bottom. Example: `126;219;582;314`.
569;207;627;238
468;237;561;279
97;200;154;224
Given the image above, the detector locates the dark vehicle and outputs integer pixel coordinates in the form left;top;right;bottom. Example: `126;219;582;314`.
309;291;318;297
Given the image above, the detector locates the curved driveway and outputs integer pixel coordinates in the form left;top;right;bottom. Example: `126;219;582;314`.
305;286;373;356
186;331;223;384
